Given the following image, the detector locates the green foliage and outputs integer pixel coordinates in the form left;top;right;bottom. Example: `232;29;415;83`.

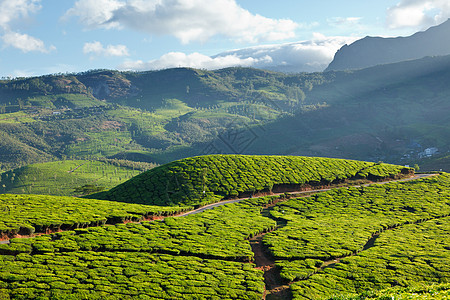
0;159;156;196
327;283;450;299
1;196;277;261
0;252;264;299
261;173;450;299
92;154;408;207
0;194;275;299
2;59;450;168
0;164;447;299
0;193;190;238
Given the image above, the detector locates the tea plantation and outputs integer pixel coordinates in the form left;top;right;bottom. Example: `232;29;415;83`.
0;194;190;239
91;154;409;207
1;155;448;299
0;196;279;299
0;159;156;197
264;174;450;299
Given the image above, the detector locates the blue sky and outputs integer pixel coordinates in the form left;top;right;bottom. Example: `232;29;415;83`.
1;0;449;77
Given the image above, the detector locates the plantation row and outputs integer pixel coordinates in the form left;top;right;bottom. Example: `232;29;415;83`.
261;174;450;298
92;154;409;206
292;217;450;299
265;174;450;261
0;197;278;299
1;196;278;261
0;252;264;299
326;283;450;299
0;194;191;239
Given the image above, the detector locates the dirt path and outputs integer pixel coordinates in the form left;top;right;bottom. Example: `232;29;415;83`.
67;163;85;173
243;173;436;299
0;174;436;246
177;173;434;218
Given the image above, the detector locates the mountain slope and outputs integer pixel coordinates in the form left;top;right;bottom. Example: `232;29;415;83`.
234;55;450;166
326;19;450;71
0;55;449;170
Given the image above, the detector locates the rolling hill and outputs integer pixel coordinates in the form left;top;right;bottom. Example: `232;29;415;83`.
0;159;156;197
90;154;410;207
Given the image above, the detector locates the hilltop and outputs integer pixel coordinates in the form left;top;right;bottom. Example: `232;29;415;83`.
90;154;410;207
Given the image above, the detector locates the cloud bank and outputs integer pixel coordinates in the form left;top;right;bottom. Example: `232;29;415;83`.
119;34;358;73
0;0;54;53
387;0;450;29
65;0;298;44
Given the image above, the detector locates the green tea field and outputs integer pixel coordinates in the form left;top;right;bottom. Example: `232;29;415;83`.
0;155;448;299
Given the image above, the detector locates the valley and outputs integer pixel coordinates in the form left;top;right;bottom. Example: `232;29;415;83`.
1;56;449;173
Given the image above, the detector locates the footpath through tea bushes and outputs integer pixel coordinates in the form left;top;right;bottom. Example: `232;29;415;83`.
90;154;410;207
263;173;450;299
1;155;447;299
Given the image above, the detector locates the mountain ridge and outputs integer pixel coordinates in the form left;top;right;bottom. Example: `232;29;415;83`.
326;19;450;71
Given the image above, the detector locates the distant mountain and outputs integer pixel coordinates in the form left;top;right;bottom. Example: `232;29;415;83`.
326;19;450;71
213;36;357;73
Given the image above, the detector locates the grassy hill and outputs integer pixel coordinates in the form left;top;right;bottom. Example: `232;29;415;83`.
91;154;410;207
0;159;156;197
0;68;310;170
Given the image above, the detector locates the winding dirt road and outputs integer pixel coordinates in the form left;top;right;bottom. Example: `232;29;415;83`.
0;173;436;246
176;173;435;218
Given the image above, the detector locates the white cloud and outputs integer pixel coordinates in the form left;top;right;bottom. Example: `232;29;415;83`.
63;0;124;29
65;0;299;44
0;0;41;29
387;0;450;29
2;31;55;53
118;34;358;73
0;0;55;53
119;52;272;70
83;41;129;57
